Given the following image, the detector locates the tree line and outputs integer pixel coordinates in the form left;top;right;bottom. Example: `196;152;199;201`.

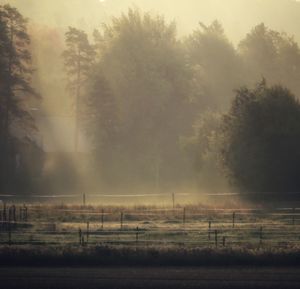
2;5;300;201
63;9;300;196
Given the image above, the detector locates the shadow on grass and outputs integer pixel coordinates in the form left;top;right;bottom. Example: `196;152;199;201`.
1;244;300;267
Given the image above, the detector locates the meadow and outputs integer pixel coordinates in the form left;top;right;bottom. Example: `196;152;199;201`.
0;200;299;247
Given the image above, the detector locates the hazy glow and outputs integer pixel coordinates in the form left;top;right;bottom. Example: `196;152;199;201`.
1;0;300;201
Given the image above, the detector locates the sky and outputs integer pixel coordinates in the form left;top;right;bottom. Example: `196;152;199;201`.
2;0;300;44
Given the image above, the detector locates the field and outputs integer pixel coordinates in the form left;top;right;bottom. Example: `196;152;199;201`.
0;200;300;247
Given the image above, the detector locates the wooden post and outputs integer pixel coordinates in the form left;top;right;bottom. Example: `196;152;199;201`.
12;205;16;222
23;204;28;222
19;207;22;222
208;221;211;240
101;209;104;230
215;230;218;247
136;226;139;245
120;212;123;230
8;206;12;222
3;203;6;222
222;236;226;247
172;193;175;209
86;222;89;243
8;221;11;245
259;226;263;245
20;206;25;222
83;193;86;207
79;228;82;245
232;212;236;228
183;207;186;227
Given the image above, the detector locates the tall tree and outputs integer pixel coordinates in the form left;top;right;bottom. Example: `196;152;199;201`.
239;23;300;95
221;81;300;199
62;27;95;152
186;20;242;109
0;4;37;190
85;66;121;185
89;9;194;190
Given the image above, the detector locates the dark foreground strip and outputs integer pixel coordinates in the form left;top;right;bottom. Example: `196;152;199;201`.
1;267;300;289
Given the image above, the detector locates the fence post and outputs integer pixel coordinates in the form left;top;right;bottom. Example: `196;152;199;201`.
8;206;12;222
215;230;218;247
172;193;175;209
259;226;263;245
19;207;22;222
79;228;82;245
136;226;139;245
12;205;16;222
86;222;89;243
222;236;226;247
208;221;211;240
120;212;123;230
232;212;236;228
8;221;11;245
183;207;186;227
101;209;104;230
23;204;28;222
3;203;6;222
83;193;86;207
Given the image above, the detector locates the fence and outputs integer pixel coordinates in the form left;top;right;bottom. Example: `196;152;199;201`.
0;201;299;247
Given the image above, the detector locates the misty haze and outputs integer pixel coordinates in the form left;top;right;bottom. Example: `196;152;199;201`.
1;1;300;289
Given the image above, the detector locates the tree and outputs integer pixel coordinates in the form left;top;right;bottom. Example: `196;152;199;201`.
239;23;300;95
89;9;194;190
62;27;95;152
186;20;242;109
0;4;38;191
30;25;67;116
221;81;300;199
85;66;121;185
183;110;226;190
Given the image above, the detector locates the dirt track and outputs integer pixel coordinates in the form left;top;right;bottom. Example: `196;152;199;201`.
1;267;300;289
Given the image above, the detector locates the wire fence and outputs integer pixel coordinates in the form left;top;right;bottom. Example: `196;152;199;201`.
0;201;300;247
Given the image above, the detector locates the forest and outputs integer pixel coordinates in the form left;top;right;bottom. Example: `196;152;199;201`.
3;3;300;288
1;0;300;204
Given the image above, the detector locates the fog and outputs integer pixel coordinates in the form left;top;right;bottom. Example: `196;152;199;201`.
4;0;300;42
1;0;300;204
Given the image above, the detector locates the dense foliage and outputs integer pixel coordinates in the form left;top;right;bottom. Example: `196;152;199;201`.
221;81;300;196
4;3;300;197
85;9;195;189
0;4;38;191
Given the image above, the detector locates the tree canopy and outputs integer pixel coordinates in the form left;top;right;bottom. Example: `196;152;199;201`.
0;4;38;191
221;81;300;198
84;9;195;190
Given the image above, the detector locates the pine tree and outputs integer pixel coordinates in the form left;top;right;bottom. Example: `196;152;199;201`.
63;27;95;152
0;4;38;190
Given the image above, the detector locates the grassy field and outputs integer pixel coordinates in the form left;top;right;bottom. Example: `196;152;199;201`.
1;203;299;246
0;203;300;266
